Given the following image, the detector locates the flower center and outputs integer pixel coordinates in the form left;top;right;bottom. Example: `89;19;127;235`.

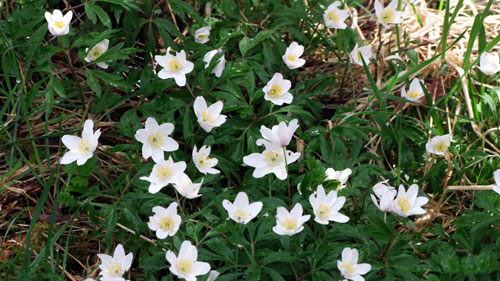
176;259;193;275
317;205;331;221
268;85;283;98
342;262;355;276
160;216;175;233
169;59;181;72
287;54;297;62
233;209;248;223
197;153;213;168
54;20;66;28
357;51;362;62
156;166;172;181
78;139;92;153
283;218;297;230
201;111;215;125
90;47;104;60
149;133;164;148
198;34;208;39
107;261;122;276
264;151;281;166
380;9;395;23
434;141;448;153
408;91;420;99
328;10;339;23
398;196;411;213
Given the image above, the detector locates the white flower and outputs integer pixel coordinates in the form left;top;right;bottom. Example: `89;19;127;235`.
263;73;293;106
425;134;452;156
135;117;179;163
140;156;187;194
337;247;371;281
193;96;227;133
309;185;349;225
371;179;396;198
222;192;263;224
203;49;225;78
493;169;500;196
282;42;306;69
45;9;72;36
392;184;428;217
349;43;373;66
374;0;404;29
97;244;133;281
195;26;211;44
147;202;181;239
259;119;299;147
192;145;219;175
477;52;500;76
85;39;110;69
371;180;397;213
273;203;310;236
401;78;426;102
323;1;349;29
325;168;352;190
243;140;300;180
60;119;101;166
155;47;194;87
173;173;203;199
166;240;211;281
207;270;220;281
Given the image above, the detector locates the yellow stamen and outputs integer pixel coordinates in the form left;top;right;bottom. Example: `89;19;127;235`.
176;259;193;274
434;141;448;153
78;139;92;153
198;34;207;39
90;47;104;60
408;91;420;99
160;216;175;233
197;153;213;168
156;166;172;181
357;51;362;62
268;85;283;98
264;151;280;165
201;111;215;124
342;262;355;276
380;9;395;23
317;205;331;221
108;261;122;276
169;59;180;71
287;54;297;62
283;218;297;230
398;196;411;213
149;133;164;148
233;209;247;223
54;21;65;28
328;11;339;23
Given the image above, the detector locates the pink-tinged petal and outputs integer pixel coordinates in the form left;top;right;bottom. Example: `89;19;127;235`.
172;72;186;87
158;123;174;135
149;182;164;194
276;206;289;219
142;143;152;160
290;203;303;218
331;213;349;223
414;196;428;207
134;129;149;143
281;92;293;104
182;61;194;74
193;96;207;116
341;247;352;262
192;261;211;275
157;69;172;79
407;184;419;202
248;201;263;219
356;263;371;275
82;119;94;141
274;166;288;180
198;120;213;132
208;101;223;116
62;135;81;151
330;197;346;212
253;167;271;178
145;117;159;130
371;194;380;209
60;151;79;164
351;275;365;281
234;192;249;207
161;137;179;152
374;0;382;15
45;12;52;23
63;10;73;23
222;199;233;213
165;251;177;266
243;153;267;168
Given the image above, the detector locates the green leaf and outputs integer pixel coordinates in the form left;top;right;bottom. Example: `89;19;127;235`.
86;69;102;97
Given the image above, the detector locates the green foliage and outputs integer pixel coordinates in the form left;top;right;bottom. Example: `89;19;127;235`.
1;0;500;280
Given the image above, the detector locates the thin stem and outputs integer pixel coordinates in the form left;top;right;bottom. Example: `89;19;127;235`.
282;146;291;200
59;38;86;119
